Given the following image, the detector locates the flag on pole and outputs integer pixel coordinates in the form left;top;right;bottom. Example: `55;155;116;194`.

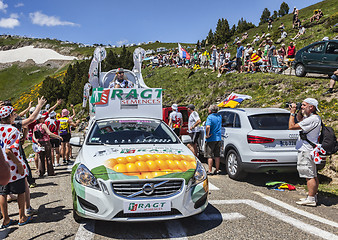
82;83;91;108
178;43;191;60
132;47;146;73
218;92;252;108
94;47;107;62
88;58;99;88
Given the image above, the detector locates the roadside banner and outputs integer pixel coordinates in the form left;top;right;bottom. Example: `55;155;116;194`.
218;92;252;108
178;43;190;60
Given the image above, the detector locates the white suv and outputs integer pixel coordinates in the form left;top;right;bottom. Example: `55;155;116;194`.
197;108;326;180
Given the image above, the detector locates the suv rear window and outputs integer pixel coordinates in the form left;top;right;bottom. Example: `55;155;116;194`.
248;113;290;130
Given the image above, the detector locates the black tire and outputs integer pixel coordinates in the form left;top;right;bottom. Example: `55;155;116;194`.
295;64;306;77
225;149;247;180
73;209;84;223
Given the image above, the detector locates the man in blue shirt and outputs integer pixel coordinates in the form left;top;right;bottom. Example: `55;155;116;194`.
205;105;222;175
236;41;244;73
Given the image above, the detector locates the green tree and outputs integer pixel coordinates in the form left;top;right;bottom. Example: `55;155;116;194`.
278;2;290;17
214;18;231;45
39;76;62;104
260;8;271;25
272;10;278;20
236;18;256;33
206;29;214;45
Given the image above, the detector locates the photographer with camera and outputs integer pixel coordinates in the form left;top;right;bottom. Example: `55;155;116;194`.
289;98;321;207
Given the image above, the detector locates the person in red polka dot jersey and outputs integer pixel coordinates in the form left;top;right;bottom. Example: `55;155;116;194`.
0;106;32;227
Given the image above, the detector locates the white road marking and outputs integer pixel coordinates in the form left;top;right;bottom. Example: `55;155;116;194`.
195;212;245;221
253;191;338;228
67;164;73;172
209;200;338;240
75;220;95;240
209;182;220;190
165;220;188;240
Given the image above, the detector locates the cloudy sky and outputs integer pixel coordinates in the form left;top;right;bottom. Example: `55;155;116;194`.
0;0;323;45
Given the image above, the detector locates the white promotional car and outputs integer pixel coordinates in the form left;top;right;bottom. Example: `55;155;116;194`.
70;63;208;222
197;108;326;180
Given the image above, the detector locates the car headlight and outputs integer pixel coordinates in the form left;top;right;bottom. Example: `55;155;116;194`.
75;164;100;190
192;160;207;186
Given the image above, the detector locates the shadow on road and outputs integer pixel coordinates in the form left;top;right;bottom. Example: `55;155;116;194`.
30;192;48;199
94;204;222;239
32;200;71;224
28;230;55;240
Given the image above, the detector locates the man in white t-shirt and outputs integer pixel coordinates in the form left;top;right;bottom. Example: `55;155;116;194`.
168;104;183;137
187;104;201;156
289;98;321;207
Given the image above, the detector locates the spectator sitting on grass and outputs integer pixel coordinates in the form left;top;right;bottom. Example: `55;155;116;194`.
310;9;323;22
323;69;338;95
251;33;260;45
278;22;285;30
217;59;232;77
292;25;306;40
247;50;263;73
293;15;301;29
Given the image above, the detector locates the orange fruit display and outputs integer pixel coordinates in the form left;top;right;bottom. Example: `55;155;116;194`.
105;154;196;179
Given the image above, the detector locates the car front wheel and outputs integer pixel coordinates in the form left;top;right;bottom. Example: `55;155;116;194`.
295;64;306;77
225;149;247;180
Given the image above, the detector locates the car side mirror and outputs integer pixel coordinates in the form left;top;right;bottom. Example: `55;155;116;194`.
334;49;338;54
70;137;82;147
181;135;192;144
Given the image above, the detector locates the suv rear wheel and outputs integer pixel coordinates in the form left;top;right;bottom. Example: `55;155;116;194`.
295;64;306;77
225;149;247;180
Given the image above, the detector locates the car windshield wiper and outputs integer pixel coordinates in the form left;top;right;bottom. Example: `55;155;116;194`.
87;142;105;145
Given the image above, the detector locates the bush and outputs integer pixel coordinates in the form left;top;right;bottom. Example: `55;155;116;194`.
326;12;338;27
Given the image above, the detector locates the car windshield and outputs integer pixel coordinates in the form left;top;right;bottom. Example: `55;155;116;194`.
248;113;290;130
87;119;179;145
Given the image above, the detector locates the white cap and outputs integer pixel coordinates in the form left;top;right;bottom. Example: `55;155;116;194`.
322;36;329;41
304;98;320;112
49;111;56;117
29;107;36;113
171;104;178;111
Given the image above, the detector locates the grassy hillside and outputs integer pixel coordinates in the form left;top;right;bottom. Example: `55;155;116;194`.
224;0;337;57
0;65;57;101
143;67;338;130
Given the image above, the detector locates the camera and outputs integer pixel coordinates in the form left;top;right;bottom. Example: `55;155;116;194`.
299;131;307;140
285;102;301;110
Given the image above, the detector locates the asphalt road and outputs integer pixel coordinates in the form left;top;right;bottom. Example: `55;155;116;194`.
1;147;338;240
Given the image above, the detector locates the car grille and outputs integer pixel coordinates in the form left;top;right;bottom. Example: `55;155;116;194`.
114;208;182;218
112;179;184;198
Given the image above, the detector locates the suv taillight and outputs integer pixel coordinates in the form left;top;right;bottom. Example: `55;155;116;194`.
247;135;274;144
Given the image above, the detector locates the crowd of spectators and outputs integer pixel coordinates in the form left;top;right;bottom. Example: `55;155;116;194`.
146;6;329;78
0;97;80;228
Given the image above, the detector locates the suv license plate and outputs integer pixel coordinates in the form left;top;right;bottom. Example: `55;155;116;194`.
123;200;171;213
280;140;296;147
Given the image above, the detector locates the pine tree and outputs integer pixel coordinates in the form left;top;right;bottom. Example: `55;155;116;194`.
214;18;231;45
260;8;271;25
278;2;290;17
272;10;278;20
206;29;214;45
39;76;62;104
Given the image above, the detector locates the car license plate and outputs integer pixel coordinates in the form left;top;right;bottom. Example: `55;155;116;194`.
280;140;296;147
123;200;171;213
